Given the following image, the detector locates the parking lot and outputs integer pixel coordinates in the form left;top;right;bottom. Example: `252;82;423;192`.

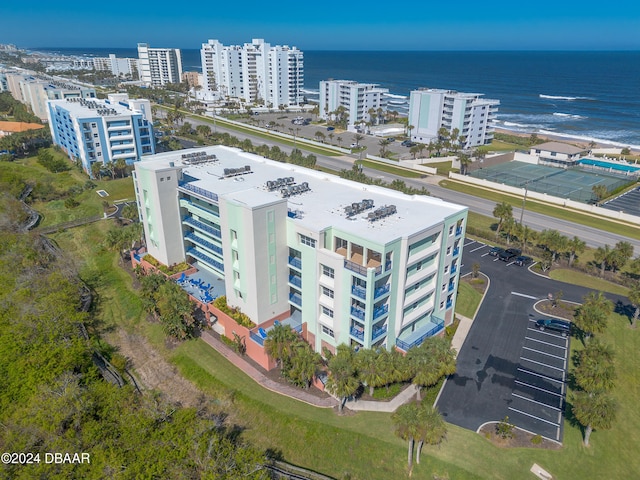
436;239;579;442
602;187;640;216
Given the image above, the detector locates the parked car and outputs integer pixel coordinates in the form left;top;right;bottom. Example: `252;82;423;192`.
387;137;395;142
349;143;359;148
401;140;415;147
535;318;571;337
488;246;504;257
498;248;522;262
327;126;335;131
514;255;532;267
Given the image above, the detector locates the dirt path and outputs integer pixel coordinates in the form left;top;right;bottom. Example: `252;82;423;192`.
110;329;202;408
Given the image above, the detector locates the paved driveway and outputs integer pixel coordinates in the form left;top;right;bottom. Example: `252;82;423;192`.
437;239;626;442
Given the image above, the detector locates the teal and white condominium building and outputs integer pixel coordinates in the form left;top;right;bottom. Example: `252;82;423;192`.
409;88;499;149
47;93;154;175
133;146;467;353
319;80;389;129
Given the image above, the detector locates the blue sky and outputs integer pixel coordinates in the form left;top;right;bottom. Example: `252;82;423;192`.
2;0;639;50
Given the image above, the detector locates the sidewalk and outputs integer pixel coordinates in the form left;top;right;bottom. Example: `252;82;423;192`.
200;331;338;408
451;314;474;353
346;384;418;412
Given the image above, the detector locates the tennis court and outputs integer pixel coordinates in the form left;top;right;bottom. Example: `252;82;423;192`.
469;161;634;203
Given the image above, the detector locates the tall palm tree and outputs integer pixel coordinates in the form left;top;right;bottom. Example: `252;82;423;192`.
575;292;613;343
567;236;586;265
392;402;421;473
594;244;613;276
415;405;447;465
492;201;513;237
407;337;457;401
574;340;616;393
353;133;364;147
356;349;385;396
572;391;617;446
326;352;360;414
264;324;298;369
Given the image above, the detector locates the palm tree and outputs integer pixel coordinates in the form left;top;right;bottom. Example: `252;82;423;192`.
336;136;343;147
592;184;608;205
567;236;586;265
353;133;364;147
326;352;360;414
458;153;471;175
392;402;421;473
407;337;456;401
611;241;634;272
628;281;640;328
594;245;613;276
356;349;385;396
574;340;616;394
288;342;321;389
539;229;568;263
415;405;447;465
406;124;415;140
492;201;513;237
574;292;613;343
264;324;298;370
328;132;335;144
572;391;617;446
378;138;391;157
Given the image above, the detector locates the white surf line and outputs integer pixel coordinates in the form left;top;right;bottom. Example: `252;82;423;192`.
515;380;564;398
511;292;538;300
520;357;565;372
522;346;566;361
508;407;561;427
517;368;564;384
470;245;487;252
512;393;562;411
524;336;567;350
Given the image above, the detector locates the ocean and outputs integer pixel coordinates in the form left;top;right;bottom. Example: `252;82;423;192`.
36;48;640;148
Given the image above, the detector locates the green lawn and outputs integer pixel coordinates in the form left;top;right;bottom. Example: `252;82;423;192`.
455;281;484;318
549;269;629;296
358;159;425;179
424;160;458;176
439;179;640;241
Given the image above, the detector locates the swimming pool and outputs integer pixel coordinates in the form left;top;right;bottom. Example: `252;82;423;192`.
579;158;640;173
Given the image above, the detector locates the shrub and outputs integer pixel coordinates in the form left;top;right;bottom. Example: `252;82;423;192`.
495;416;515;439
64;197;80;209
212;296;256;329
531;434;543;445
143;254;190;276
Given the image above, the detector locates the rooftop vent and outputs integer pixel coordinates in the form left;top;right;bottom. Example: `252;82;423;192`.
223;165;252;178
266;177;294;191
344;198;375;217
367;205;397;222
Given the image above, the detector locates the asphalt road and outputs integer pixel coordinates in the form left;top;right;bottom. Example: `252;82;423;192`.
436;240;629;442
170;112;640;252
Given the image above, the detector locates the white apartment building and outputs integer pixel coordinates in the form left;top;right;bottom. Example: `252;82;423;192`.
133;146;467;364
93;54;139;78
200;39;303;108
408;89;499;149
319;80;389;130
137;43;183;87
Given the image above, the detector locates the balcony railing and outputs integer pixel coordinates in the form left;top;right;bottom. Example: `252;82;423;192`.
453;247;460;257
289;293;302;307
186;248;224;272
451;264;457;275
182;216;221;238
185;232;223;255
372;325;388;341
178;182;219;202
288;256;302;269
446;299;453;309
288;275;302;288
448;283;455;293
350;326;364;341
351;285;367;300
181;199;219;219
344;259;369;276
350;306;365;321
456;226;463;236
373;304;389;320
374;284;390;299
396;318;445;352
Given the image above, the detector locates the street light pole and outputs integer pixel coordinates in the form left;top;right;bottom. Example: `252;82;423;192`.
520;183;529;224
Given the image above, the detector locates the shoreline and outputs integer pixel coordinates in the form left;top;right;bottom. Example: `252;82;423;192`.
495;127;640;154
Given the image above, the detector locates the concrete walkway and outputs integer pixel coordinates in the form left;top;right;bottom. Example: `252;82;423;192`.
200;331;338;408
346;384;418;412
451;314;474;354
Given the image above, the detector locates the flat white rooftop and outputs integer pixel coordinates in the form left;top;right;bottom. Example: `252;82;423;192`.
49;97;134;118
139;146;466;243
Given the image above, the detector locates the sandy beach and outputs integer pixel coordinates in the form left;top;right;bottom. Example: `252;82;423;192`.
495;128;639;154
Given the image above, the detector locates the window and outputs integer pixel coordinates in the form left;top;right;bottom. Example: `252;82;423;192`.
447;246;451;255
449;225;454;235
97;152;101;157
444;266;449;273
321;325;335;338
300;234;316;248
321;286;334;298
321;306;334;318
166;176;171;181
231;230;237;240
91;123;97;128
93;133;98;138
416;261;422;271
160;177;165;182
321;264;334;279
440;301;445;309
442;284;446;292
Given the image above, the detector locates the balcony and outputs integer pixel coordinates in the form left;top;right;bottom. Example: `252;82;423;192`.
372;325;388;341
288;275;302;288
350;326;364;341
374;284;390;299
288;256;302;269
180;198;219;222
446;299;453;309
289;292;302;307
184;232;223;255
350;306;366;321
373;304;389;320
453;247;460;257
451;264;457;275
351;285;367;300
186;248;224;272
178;182;219;202
448;282;455;293
456;226;463;236
396;317;445;352
182;216;221;239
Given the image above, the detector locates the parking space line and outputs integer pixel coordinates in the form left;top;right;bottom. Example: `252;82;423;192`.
470;245;487;252
512;292;538;300
524;336;567;351
526;327;567;339
520;357;565;371
515;380;564;397
493;257;500;262
464;240;476;247
517;368;564;384
512;393;562;411
522;346;566;361
508;407;561;428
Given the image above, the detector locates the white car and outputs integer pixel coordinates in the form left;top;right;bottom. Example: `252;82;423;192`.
350;143;358;148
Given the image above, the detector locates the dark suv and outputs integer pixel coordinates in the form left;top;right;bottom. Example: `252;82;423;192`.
498;248;522;262
488;246;504;257
514;255;532;267
535;318;571;337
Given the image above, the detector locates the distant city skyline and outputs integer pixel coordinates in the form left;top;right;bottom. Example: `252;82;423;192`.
2;1;640;51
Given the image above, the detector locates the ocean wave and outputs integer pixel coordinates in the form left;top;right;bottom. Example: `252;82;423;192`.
540;94;593;101
552;112;586;119
385;93;407;99
300;88;319;94
388;100;408;105
536;130;640;150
